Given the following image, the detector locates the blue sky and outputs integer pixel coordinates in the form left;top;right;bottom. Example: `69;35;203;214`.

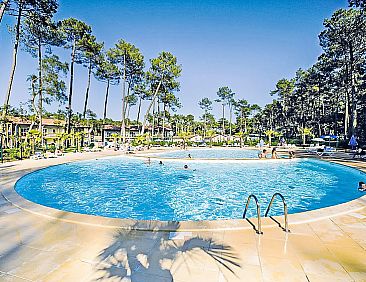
0;0;348;121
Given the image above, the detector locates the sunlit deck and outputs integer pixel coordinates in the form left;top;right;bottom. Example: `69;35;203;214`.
0;150;365;281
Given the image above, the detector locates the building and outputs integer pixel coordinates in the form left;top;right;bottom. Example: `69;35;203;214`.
2;117;99;148
102;124;173;144
3;117;66;148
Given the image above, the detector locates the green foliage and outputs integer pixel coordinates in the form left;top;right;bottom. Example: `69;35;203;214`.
58;18;92;47
199;97;212;112
95;53;120;84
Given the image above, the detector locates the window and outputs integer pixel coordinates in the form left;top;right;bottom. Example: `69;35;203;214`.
21;128;27;136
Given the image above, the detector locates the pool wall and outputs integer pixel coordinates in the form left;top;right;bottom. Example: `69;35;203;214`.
1;150;366;231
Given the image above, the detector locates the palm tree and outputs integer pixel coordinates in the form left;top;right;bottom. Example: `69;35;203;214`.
299;127;313;145
235;131;248;148
75;131;84;151
110;133;121;148
264;130;279;147
206;130;216;148
27;129;41;154
135;133;150;146
178;131;192;150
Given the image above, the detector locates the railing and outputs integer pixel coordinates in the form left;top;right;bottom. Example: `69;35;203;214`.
265;192;290;232
243;194;263;234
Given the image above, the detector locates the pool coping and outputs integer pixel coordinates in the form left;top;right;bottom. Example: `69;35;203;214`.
2;150;366;232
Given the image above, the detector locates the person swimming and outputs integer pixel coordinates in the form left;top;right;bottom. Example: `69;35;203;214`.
159;161;163;165
183;164;196;171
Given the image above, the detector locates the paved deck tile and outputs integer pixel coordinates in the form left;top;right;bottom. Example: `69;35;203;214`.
0;151;365;281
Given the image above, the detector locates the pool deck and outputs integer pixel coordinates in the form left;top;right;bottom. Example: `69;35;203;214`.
0;149;366;281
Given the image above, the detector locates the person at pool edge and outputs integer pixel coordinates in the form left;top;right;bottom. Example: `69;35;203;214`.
289;150;295;159
271;147;279;159
188;154;192;159
358;181;366;191
258;149;267;159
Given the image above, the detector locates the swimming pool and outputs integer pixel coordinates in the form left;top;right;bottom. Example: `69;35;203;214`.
149;148;261;159
15;155;366;221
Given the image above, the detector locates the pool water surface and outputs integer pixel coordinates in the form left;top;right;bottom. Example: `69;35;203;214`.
15;154;366;221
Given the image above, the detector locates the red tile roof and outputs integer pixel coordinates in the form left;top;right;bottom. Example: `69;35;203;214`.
8;116;65;126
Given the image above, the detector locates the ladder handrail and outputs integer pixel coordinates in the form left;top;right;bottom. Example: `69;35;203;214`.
265;192;290;232
243;194;263;234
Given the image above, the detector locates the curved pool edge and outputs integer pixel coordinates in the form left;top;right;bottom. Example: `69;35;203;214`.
2;152;366;232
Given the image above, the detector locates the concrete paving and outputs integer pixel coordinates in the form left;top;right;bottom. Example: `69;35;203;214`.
0;150;365;281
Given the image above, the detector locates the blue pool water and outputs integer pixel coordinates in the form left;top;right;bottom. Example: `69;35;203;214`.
15;156;366;221
150;148;260;159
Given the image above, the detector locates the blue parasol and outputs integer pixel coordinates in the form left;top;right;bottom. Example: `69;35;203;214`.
320;135;338;147
348;135;358;150
320;135;338;139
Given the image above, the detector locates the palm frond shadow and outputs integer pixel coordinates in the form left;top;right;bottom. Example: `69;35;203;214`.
93;221;241;281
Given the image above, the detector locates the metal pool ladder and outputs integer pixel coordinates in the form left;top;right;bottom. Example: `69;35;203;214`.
243;194;263;234
265;192;290;233
243;193;290;234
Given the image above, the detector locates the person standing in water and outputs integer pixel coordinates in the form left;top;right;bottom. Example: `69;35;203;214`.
271;147;279;159
258;149;267;159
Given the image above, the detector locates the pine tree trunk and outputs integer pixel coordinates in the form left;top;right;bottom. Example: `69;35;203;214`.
101;80;110;145
349;45;357;136
67;40;76;135
156;102;160;136
2;2;22;119
344;91;349;137
136;96;142;129
241;111;244;132
141;80;162;135
83;61;92;119
151;101;155;137
0;0;9;24
229;104;232;137
221;104;225;142
29;80;38;133
37;40;43;139
120;53;127;143
204;113;207;138
103;80;110;121
124;86;130;117
162;103;166;140
127;106;131;121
